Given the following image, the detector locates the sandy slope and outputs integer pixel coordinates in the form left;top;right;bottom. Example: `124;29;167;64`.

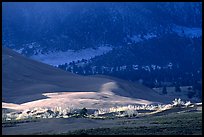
2;48;174;110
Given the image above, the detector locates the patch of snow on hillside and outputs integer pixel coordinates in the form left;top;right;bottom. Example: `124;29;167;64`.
127;33;157;44
128;35;143;43
14;48;24;54
30;46;112;66
143;33;157;40
172;25;202;38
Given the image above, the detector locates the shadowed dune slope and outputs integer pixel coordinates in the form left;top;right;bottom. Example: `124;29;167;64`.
2;48;173;104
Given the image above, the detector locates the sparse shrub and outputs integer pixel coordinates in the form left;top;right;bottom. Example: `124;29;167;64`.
2;106;76;121
2;110;8;122
95;105;140;118
97;108;109;115
3;99;198;122
172;98;184;107
124;109;138;117
94;110;99;117
157;104;163;110
162;104;172;110
184;101;192;107
72;113;81;118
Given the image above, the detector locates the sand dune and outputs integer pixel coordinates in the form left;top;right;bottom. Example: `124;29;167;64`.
2;48;174;110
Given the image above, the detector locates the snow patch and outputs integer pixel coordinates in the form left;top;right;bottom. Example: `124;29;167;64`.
172;25;202;38
128;35;143;43
143;33;157;39
127;33;157;44
30;46;112;66
14;48;24;54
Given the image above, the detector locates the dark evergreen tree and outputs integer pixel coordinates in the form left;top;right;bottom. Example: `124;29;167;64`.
162;86;167;94
79;107;87;117
187;91;195;99
175;84;181;92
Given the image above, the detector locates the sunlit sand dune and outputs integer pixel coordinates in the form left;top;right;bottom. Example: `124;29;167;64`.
2;48;174;110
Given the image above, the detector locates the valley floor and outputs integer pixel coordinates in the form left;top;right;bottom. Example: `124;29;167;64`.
2;111;202;135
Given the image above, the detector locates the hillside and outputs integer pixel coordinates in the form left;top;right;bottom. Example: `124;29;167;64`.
2;2;201;93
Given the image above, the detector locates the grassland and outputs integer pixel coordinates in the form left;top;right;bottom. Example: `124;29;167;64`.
2;102;202;135
61;111;202;135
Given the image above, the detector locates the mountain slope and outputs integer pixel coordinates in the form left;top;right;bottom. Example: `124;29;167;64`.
2;2;201;90
3;2;201;53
